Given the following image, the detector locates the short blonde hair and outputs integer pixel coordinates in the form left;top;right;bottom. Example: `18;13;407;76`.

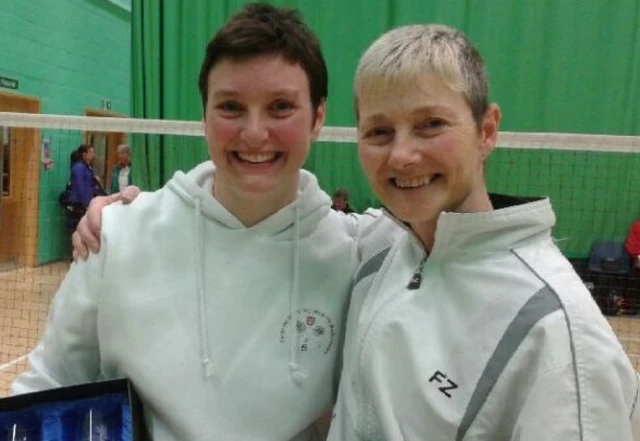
355;24;489;126
117;144;130;155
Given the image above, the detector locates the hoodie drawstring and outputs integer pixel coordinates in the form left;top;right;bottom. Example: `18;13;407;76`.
288;192;306;385
193;191;304;384
194;197;215;378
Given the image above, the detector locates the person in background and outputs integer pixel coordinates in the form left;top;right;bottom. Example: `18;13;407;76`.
331;188;354;213
60;144;97;259
110;144;132;194
625;220;640;269
69;144;96;209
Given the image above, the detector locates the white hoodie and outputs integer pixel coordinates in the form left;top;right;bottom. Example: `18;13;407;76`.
329;195;640;441
12;161;369;441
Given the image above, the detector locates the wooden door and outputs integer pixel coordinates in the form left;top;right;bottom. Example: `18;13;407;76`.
0;92;40;268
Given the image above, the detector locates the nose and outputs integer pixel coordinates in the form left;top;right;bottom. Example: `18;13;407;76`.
387;132;422;169
240;110;268;148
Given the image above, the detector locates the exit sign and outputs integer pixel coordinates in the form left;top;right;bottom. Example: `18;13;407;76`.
0;76;18;90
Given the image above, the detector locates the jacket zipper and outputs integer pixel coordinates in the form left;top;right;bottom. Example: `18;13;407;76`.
379;208;431;290
407;253;429;290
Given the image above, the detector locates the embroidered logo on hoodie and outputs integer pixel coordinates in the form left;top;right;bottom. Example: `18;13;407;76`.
280;308;335;354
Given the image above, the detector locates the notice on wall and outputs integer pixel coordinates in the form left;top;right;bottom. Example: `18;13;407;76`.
0;76;19;90
41;138;53;170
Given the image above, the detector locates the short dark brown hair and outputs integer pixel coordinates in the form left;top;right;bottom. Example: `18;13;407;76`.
333;188;349;199
197;3;328;115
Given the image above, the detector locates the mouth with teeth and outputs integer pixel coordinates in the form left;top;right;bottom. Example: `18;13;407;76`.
392;174;441;189
234;151;283;164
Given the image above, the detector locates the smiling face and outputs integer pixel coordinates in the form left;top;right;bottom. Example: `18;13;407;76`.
356;74;500;246
204;54;325;221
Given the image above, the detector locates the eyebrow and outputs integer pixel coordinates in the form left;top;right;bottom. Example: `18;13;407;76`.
357;115;387;129
361;105;453;123
212;89;302;99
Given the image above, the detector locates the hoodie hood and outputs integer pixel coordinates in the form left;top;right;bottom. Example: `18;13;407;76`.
166;161;331;238
164;161;331;385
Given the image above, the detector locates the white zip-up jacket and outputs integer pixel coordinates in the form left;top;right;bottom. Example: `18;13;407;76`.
329;195;640;441
12;161;377;441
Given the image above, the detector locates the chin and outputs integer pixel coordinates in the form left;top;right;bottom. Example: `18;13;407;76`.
242;176;298;197
238;181;279;196
386;202;441;224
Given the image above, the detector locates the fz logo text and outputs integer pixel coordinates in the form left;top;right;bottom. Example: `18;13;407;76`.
429;370;458;398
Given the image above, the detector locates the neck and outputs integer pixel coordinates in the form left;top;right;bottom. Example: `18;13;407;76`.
410;185;494;252
410;219;437;252
212;180;299;228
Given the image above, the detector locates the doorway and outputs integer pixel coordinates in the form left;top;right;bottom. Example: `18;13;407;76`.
84;109;127;194
0;91;40;268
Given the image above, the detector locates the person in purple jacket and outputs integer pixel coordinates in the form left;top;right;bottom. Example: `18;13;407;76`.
64;144;99;255
69;144;97;208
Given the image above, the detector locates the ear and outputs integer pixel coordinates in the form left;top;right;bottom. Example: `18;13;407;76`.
310;99;327;141
479;103;501;160
202;114;210;139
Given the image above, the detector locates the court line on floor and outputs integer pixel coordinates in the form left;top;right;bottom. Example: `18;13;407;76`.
0;355;28;372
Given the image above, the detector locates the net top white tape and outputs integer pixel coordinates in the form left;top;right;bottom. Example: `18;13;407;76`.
1;112;639;153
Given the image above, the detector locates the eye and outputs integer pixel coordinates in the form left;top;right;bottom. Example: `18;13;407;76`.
215;101;244;115
416;118;448;133
361;126;394;145
269;99;295;116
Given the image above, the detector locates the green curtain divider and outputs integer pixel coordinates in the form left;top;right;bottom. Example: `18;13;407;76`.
131;0;640;257
131;0;163;190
